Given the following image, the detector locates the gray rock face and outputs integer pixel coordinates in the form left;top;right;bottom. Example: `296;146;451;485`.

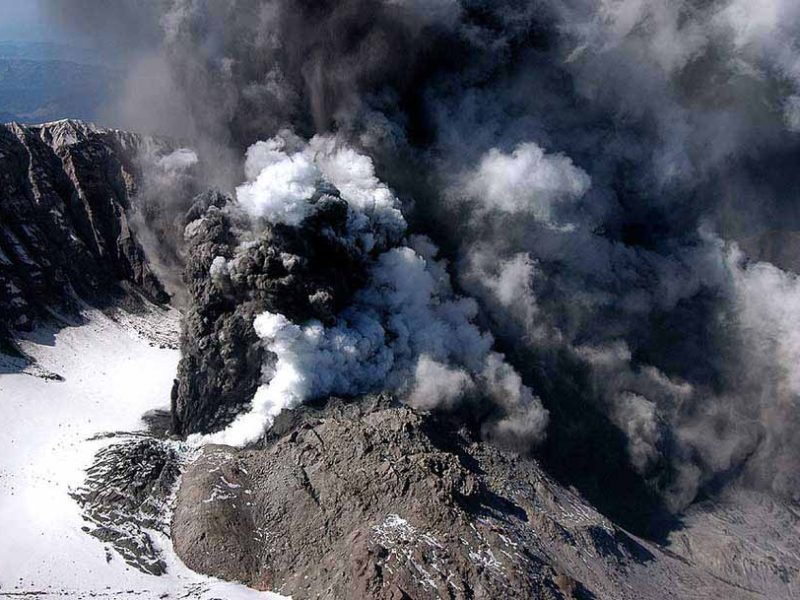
0;119;168;341
173;396;782;600
173;190;371;435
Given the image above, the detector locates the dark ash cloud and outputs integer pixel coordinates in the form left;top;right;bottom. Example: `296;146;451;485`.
46;0;800;531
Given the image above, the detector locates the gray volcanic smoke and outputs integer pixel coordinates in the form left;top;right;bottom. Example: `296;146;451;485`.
48;0;800;529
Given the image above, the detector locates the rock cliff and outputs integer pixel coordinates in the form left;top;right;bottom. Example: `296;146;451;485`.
0;119;169;343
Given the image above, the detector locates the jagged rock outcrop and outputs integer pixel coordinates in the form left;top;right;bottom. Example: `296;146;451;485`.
173;189;371;435
172;395;782;600
71;437;182;575
0;119;169;340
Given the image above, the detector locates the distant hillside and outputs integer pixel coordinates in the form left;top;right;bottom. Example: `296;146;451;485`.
0;42;117;124
0;41;108;64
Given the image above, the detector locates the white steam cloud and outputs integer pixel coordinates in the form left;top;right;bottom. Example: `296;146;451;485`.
197;135;548;448
458;143;591;228
237;131;406;251
156;147;199;172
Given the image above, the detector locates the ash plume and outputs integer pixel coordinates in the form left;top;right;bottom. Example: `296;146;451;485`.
47;0;800;523
191;132;548;450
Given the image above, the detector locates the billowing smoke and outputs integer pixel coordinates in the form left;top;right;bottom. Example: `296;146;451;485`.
236;132;406;244
47;0;800;520
195;133;548;449
457;143;591;229
129;144;203;305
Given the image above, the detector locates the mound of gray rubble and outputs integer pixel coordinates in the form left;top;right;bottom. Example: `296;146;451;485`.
171;395;790;600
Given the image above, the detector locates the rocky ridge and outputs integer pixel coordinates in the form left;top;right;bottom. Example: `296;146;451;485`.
0;119;169;344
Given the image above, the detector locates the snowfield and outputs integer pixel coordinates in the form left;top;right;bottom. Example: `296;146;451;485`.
0;309;287;599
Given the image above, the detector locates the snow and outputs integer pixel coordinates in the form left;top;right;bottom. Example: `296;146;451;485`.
0;310;288;599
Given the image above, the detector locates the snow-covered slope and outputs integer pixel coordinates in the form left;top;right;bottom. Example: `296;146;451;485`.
0;309;286;599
